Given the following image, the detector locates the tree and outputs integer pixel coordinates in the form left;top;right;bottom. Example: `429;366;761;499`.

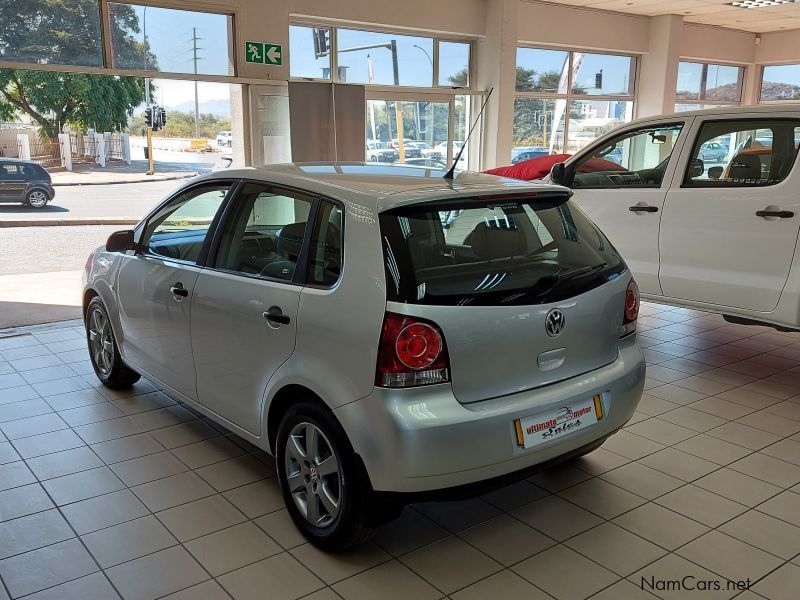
0;1;156;140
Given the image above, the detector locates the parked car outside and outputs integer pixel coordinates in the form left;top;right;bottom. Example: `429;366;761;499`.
366;141;397;163
83;163;645;550
546;104;800;331
389;139;421;158
415;141;443;160
698;141;727;163
402;157;448;169
0;158;54;208
216;131;232;147
512;148;551;164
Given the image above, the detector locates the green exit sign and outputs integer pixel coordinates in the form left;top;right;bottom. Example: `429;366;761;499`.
245;41;282;65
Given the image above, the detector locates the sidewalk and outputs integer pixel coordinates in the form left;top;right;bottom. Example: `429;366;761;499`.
0;270;83;329
51;160;199;186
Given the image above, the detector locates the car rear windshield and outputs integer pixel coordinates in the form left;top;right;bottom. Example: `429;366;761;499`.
379;193;625;306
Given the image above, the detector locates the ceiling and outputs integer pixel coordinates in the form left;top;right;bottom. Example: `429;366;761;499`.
541;0;800;32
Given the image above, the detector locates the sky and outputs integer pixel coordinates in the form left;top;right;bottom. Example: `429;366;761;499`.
118;4;232;76
516;48;633;95
133;80;232;115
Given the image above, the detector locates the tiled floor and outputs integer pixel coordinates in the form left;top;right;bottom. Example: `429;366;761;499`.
1;303;800;600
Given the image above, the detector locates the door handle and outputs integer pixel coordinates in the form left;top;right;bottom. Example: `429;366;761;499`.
629;205;659;213
170;284;189;298
756;210;794;219
263;306;290;325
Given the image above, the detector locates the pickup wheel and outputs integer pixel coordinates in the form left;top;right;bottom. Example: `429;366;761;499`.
275;400;375;551
85;297;141;388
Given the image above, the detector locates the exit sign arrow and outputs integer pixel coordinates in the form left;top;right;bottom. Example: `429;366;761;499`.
264;44;283;66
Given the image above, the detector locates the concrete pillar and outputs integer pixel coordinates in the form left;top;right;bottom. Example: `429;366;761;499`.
121;133;131;165
636;15;683;118
16;134;30;160
58;133;72;171
475;0;518;169
95;133;106;167
741;63;761;105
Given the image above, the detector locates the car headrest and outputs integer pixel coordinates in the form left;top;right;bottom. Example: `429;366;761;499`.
276;222;306;260
469;222;527;260
729;153;762;181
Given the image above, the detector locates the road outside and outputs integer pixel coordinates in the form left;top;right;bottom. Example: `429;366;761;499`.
0;181;182;221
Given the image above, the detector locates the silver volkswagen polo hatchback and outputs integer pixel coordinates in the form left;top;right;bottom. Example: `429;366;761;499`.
83;163;645;550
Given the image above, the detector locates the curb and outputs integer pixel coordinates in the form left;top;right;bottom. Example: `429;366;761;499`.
0;218;139;228
51;172;197;187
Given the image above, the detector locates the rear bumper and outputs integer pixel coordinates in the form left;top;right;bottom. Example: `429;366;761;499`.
334;336;645;493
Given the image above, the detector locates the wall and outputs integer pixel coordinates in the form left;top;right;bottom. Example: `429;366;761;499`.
681;24;756;65
756;29;800;64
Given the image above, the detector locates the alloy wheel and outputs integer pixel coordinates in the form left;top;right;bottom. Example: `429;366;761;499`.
88;308;114;375
27;191;47;208
284;422;342;528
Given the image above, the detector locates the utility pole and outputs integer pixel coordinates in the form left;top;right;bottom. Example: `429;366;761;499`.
191;27;202;139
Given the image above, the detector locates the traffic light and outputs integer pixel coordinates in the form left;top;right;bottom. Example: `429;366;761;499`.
313;28;329;58
156;107;167;131
595;69;603;89
144;107;154;128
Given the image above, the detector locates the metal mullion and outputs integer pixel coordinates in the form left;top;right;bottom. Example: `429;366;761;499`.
329;25;339;83
98;0;114;68
564;51;573;150
432;39;440;88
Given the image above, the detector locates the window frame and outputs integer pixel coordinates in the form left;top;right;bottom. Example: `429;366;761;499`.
202;179;345;289
288;21;474;91
674;60;744;111
681;118;800;189
565;121;686;190
513;46;638;154
136;180;238;266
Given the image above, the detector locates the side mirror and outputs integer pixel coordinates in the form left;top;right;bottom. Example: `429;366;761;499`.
550;162;566;185
106;230;136;253
689;157;704;179
708;166;723;180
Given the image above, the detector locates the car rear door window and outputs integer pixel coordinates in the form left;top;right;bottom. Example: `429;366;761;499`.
307;200;343;287
571;124;684;188
684;119;800;186
0;164;21;179
214;183;314;282
142;184;230;263
380;193;624;306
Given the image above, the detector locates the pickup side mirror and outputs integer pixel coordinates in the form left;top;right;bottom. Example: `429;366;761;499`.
550;162;566;185
106;230;136;253
688;157;705;179
708;166;724;180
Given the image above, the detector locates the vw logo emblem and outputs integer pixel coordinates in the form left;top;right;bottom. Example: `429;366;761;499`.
545;309;566;337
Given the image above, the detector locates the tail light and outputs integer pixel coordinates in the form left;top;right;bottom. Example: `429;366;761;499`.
621;279;640;337
376;312;450;388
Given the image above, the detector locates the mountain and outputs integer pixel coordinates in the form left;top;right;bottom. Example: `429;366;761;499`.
168;98;231;117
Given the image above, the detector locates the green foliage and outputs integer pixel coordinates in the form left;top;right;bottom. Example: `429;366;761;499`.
0;0;156;140
128;110;231;139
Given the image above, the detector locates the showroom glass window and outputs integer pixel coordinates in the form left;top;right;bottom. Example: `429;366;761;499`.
513;48;636;161
107;3;234;76
761;64;800;102
674;61;743;112
0;0;103;66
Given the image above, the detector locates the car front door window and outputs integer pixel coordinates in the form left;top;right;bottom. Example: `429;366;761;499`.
571;124;684;188
142;185;230;263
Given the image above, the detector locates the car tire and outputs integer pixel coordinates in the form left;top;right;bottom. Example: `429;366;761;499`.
85;297;141;389
275;400;375;551
25;189;49;209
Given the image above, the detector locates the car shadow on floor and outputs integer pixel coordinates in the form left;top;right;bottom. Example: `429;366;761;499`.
0;205;69;214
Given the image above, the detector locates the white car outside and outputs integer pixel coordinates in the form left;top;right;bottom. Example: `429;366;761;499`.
546;105;800;331
216;130;232;147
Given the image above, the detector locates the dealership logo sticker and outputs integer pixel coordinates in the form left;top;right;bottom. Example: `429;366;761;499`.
517;399;599;449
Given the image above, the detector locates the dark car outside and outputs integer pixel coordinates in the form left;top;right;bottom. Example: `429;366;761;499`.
0;159;55;208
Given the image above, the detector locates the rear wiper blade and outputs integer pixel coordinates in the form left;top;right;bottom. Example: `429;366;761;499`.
554;262;607;281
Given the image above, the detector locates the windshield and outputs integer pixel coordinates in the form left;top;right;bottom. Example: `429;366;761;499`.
380;194;625;306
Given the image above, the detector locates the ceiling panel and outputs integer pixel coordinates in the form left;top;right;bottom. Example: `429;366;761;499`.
537;0;800;31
